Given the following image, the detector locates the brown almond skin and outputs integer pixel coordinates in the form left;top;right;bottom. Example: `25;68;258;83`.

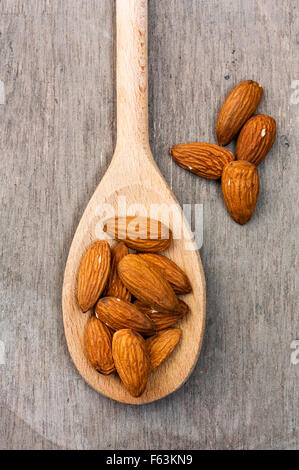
103;216;172;252
112;329;150;397
170;143;234;180
138;253;192;295
106;242;131;302
146;328;182;371
217;80;263;146
134;300;189;332
236;114;277;166
84;316;115;375
77;241;111;312
222;161;259;225
118;255;182;314
95;297;155;335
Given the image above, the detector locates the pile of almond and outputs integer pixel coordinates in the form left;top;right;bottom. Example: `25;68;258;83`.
77;217;191;397
170;80;277;225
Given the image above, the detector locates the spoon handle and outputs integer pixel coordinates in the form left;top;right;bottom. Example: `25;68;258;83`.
116;0;150;151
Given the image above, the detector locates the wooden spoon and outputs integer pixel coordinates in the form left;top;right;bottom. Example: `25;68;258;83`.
62;0;206;404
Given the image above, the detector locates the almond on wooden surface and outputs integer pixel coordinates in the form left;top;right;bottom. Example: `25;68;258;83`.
77;241;111;312
217;80;263;146
103;216;172;252
112;329;150;397
84;316;115;375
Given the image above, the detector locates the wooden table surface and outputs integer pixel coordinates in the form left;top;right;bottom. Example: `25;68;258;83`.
0;0;298;450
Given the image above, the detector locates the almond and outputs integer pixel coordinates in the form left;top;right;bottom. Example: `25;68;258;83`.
236;114;277;166
112;329;150;397
84;316;115;375
222;161;259;225
95;296;155;335
138;253;192;295
217;80;263;146
117;255;182;314
77;241;111;312
170;143;234;179
146;328;182;371
134;300;189;331
106;242;131;302
103;216;172;252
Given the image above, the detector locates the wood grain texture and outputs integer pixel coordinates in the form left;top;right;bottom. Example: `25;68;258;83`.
0;0;298;449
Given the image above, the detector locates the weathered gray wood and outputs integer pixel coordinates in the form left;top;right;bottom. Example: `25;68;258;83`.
0;0;298;450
